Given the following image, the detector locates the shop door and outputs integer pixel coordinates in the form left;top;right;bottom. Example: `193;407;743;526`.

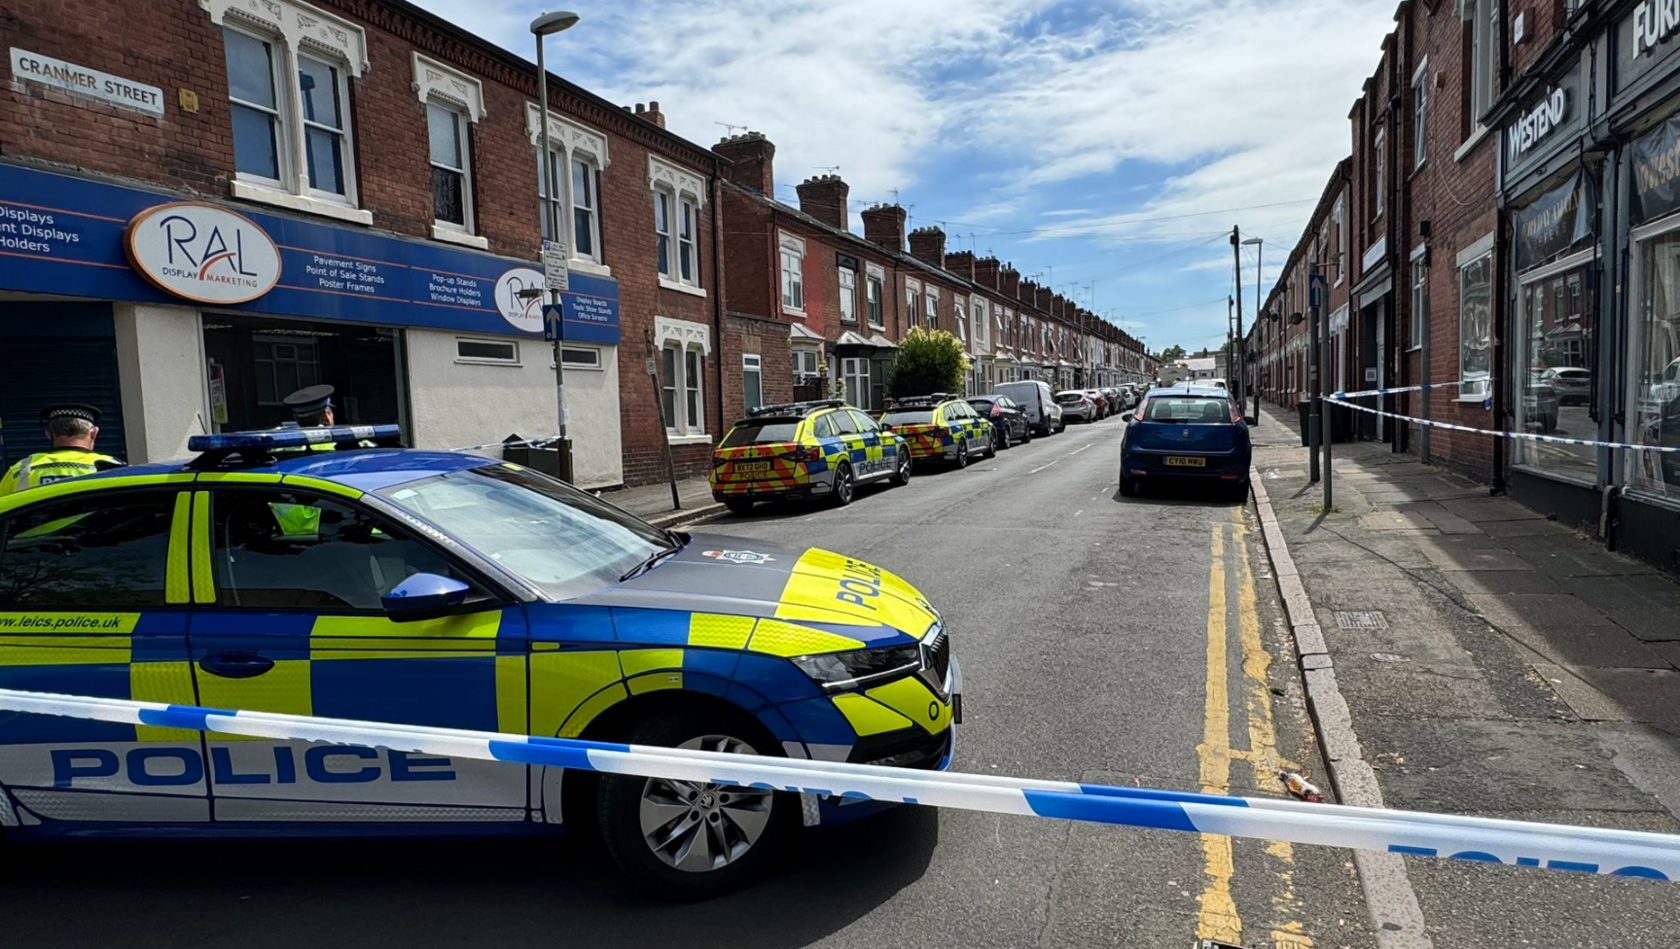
0;303;125;469
1361;302;1382;440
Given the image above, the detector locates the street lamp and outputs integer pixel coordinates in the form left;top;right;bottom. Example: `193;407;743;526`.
532;10;579;482
1242;236;1263;423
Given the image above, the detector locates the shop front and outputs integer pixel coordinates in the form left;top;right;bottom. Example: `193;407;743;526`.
0;162;621;484
1498;43;1603;529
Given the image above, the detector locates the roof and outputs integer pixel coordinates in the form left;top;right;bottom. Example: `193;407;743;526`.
1147;384;1232;398
89;448;497;494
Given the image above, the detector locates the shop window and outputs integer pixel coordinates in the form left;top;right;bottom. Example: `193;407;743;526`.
866;270;885;327
1516;256;1595;479
779;234;805;313
561;347;601;369
1629;224;1680;497
742;353;763;412
254;335;321;405
428;103;473;233
1458;253;1493;400
455;338;518;365
839;267;857;323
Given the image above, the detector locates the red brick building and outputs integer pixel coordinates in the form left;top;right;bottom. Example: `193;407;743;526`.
0;0;720;488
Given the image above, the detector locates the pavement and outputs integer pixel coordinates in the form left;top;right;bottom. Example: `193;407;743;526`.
594;473;724;529
1249;401;1680;947
0;413;1374;949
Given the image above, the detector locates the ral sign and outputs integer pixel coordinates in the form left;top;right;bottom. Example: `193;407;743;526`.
493;267;546;333
125;202;282;305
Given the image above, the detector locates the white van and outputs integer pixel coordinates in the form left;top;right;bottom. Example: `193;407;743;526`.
995;380;1064;435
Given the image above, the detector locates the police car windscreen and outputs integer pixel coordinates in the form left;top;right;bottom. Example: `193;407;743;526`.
1145;397;1229;423
722;420;802;446
378;464;670;600
880;409;934;425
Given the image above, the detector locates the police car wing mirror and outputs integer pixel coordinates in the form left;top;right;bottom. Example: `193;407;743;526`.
382;573;471;622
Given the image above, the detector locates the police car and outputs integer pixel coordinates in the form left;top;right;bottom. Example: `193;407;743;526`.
877;394;995;469
710;400;912;514
0;426;960;898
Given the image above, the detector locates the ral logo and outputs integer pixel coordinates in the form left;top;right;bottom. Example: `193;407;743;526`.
494;267;546;333
701;549;776;565
125;202;282;305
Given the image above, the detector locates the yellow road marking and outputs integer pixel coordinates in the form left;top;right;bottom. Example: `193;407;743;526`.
1234;520;1313;949
1195;523;1242;945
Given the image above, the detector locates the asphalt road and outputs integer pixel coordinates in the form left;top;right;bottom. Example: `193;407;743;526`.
0;414;1375;949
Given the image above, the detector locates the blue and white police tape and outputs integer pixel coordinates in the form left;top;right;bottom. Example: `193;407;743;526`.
1323;398;1680;454
1;688;1676;881
1328;380;1468;401
447;435;563;454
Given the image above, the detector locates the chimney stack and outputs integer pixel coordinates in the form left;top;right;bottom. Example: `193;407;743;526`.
714;132;775;194
861;204;907;252
795;174;849;230
974;256;1001;289
945;250;975;280
908;226;946;268
1000;264;1020;299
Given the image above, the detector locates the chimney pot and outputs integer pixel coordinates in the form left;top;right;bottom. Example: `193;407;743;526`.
796;173;850;230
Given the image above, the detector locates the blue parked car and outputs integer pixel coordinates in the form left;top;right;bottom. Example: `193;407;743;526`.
1119;385;1254;500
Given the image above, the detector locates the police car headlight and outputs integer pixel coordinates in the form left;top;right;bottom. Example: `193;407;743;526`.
792;645;921;691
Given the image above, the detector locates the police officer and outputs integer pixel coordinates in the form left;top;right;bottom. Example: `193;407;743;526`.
0;404;125;498
270;384;360;536
282;383;339;431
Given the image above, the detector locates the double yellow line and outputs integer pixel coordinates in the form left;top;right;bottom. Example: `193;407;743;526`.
1195;515;1314;949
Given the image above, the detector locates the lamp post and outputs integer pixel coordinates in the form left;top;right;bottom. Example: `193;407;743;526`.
532;10;579;481
1242;236;1263;424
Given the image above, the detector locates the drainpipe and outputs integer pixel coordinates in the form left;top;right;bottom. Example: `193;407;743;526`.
1490;0;1512;495
709;165;725;433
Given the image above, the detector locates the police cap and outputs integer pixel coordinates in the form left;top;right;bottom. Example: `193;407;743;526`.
41;404;102;425
282;384;335;418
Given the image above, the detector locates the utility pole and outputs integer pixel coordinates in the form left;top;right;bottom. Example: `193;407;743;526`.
1230;227;1244;411
1308;263;1322;485
644;330;681;511
1227;296;1235;384
1242;235;1263;424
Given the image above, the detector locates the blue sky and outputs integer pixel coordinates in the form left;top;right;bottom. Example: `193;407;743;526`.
411;0;1396;354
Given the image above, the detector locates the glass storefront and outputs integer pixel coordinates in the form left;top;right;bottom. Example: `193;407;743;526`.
1628;221;1680;497
202;313;406;434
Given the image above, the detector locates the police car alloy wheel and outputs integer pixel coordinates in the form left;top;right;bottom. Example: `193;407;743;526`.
598;715;791;899
830;461;855;506
724;497;755;515
890;451;912;486
953;441;969;469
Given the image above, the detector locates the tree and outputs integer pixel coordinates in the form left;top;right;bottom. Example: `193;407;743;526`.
1157;344;1186;362
887;327;970;399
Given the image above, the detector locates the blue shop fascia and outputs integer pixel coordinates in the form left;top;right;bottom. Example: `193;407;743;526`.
0;160;619;473
1492;0;1680;576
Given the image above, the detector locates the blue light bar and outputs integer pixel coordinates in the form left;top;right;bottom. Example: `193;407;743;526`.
188;425;400;453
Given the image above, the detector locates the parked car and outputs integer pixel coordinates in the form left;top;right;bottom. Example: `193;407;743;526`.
1540;366;1592;406
995;379;1065;435
1120;384;1253;500
1101;387;1125;412
878;393;994;469
968;394;1032;450
712;399;911;513
1055;390;1096;423
1083;389;1111;419
1522;372;1561;433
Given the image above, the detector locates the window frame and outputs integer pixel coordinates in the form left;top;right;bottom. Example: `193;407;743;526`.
427;100;474;234
654;189;675;280
838;265;858;324
224;25;289;191
793;348;821;381
1409;264;1427;352
1373;126;1386;219
455;336;519;366
866;270;885;327
571;155;600;263
1411;58;1430;170
296;52;352;201
678;197;698;287
560;346;602;369
1457;249;1494;401
779;233;806;315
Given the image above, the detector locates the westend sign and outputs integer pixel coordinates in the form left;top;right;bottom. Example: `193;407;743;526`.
1508;88;1569;164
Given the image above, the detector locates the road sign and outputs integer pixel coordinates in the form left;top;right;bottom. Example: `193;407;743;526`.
1309;271;1327;308
542;239;569;293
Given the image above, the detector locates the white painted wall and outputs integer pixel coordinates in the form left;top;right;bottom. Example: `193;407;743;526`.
404;330;622;488
113;302;207;464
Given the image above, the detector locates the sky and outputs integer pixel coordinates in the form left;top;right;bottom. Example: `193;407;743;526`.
410;0;1397;354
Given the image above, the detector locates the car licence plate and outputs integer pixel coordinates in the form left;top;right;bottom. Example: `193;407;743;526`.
1165;456;1206;467
734;461;772;474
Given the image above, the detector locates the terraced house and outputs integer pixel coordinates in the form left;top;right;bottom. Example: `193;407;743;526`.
1252;0;1680;576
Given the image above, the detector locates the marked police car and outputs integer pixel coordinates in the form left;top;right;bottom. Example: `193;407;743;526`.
0;425;960;898
877;394;995;469
710;400;912;514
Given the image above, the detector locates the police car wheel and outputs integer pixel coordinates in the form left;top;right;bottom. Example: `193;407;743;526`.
829;462;855;506
724;497;755;515
598;718;790;899
889;451;912;486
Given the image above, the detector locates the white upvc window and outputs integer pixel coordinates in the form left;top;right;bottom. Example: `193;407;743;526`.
842;357;873;410
1411;57;1429;170
742;353;764;412
1410;262;1428;350
955;301;968;342
527;104;610;270
973;297;989;347
1467;0;1498;129
212;0;370;224
839;266;858;323
866;264;886;327
794;348;821;381
413;54;486;244
1459;250;1494;400
1373;127;1386;218
655;316;711;441
1334;193;1347;285
926;286;940;328
906;279;922;330
648;156;706;290
779;232;806;313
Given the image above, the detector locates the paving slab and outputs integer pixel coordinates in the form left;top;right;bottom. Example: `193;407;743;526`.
1434;497;1546;522
1531;661;1630;722
1477;517;1575;539
1491;621;1673;669
1559;666;1680;725
1461;593;1623;632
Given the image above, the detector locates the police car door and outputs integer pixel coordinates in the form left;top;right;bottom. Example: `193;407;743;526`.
0;482;205;831
848;410;889;479
187;485;529;826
